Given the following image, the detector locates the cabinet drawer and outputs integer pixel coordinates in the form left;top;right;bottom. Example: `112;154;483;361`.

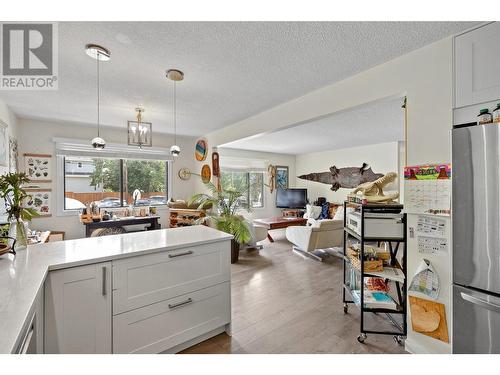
112;241;231;314
113;282;231;353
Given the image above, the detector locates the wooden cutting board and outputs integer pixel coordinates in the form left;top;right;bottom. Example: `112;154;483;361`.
409;296;449;343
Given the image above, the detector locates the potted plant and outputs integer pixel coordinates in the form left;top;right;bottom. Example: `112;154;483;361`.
0;172;39;250
189;182;251;263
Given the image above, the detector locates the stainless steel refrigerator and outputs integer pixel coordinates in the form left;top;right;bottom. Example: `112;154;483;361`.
453;124;500;354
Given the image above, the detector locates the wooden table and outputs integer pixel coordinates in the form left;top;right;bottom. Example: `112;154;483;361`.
83;216;161;237
253;216;307;242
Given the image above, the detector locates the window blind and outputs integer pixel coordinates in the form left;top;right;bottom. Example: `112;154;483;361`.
53;137;173;161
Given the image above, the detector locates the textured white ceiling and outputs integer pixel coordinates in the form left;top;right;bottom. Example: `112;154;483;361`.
221;97;404;154
0;22;478;136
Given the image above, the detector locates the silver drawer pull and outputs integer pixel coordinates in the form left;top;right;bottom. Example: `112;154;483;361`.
168;298;193;309
461;292;500;313
102;266;107;296
169;250;193;258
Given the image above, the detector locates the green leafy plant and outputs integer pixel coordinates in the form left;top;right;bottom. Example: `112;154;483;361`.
0;172;39;222
189;182;251;245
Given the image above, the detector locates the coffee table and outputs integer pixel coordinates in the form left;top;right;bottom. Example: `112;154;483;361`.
253;216;307;242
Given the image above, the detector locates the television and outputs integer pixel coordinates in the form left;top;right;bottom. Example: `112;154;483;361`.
276;188;308;209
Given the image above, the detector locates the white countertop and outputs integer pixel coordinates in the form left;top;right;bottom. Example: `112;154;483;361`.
0;225;233;353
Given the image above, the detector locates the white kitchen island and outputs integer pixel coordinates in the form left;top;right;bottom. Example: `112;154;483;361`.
0;225;233;354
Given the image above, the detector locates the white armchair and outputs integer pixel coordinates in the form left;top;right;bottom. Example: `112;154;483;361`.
285;219;343;261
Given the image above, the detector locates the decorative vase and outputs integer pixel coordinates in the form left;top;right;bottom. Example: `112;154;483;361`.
231;239;240;264
9;219;28;250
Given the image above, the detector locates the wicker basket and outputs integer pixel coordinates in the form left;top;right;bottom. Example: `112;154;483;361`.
347;248;384;272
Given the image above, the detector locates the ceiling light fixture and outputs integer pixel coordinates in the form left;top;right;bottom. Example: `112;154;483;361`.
128;107;152;148
166;69;184;157
85;44;110;150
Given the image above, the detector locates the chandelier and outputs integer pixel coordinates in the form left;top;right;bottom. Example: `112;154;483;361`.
127;107;152;148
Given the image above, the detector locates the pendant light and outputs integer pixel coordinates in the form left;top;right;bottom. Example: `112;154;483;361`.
128;107;152;148
166;69;184;157
85;44;110;150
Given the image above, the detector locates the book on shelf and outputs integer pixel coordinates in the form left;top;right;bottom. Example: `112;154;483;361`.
365;266;405;283
352;290;398;310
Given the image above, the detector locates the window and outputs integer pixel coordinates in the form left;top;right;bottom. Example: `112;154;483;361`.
220;170;264;208
63;156;169;210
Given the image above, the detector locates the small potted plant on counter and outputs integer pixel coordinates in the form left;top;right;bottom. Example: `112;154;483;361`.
0;172;39;250
189;182;251;263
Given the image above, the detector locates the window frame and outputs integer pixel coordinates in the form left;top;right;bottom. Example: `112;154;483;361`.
220;170;265;209
58;155;171;215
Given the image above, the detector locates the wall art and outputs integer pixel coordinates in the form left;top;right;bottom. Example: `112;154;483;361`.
9;137;18;172
195;139;207;161
25;189;52;217
0;120;7;167
275;165;289;189
298;163;383;191
24;153;52;182
201;164;211;183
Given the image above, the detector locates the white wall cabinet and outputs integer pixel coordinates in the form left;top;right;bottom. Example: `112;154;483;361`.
44;262;112;353
455;22;500;108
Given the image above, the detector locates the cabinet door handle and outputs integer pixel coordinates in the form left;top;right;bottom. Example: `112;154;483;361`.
102;266;107;296
461;292;500;313
168;298;193;309
169;250;193;258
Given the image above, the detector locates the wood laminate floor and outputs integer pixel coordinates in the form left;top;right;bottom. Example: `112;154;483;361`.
180;230;407;354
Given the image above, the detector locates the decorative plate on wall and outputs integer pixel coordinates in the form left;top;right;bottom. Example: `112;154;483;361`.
201;164;211;183
195;139;207;161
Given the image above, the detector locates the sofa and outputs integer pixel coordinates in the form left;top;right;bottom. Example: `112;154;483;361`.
285;218;343;261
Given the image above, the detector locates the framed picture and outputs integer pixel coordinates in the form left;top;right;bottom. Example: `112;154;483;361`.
0;120;7;167
275;165;289;189
24;153;52;182
9;137;18;172
25;189;52;217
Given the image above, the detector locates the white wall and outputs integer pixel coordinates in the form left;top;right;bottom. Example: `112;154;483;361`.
16;118;199;239
217;147;296;219
295;142;400;204
206;38;454;354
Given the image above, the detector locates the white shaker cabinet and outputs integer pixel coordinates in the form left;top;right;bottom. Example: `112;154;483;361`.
44;262;112;353
455;22;500;108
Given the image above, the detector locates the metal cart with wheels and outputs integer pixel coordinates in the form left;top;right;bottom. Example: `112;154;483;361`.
341;201;407;346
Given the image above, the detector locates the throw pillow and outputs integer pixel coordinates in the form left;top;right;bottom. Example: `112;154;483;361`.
329;204;340;219
304;204;322;220
319;202;330;220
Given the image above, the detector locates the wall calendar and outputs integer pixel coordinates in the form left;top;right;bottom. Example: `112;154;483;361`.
404;163;451;216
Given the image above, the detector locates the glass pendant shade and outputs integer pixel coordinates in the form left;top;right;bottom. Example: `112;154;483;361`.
86;44;109;150
170;145;181;156
166;69;184;158
92;136;106;150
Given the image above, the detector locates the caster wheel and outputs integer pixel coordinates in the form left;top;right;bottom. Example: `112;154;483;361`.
343;303;349;314
393;335;404;345
357;333;367;343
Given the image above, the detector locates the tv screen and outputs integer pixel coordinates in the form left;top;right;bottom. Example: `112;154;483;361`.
276;188;308;209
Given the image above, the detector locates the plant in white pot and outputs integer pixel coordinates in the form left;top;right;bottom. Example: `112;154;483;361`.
189;182;251;263
0;173;39;250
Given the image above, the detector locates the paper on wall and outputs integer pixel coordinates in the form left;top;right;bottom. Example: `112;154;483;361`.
409;259;439;300
404;164;451;216
417;236;448;255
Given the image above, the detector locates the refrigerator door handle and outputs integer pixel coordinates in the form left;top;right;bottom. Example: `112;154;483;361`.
461;292;500;313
